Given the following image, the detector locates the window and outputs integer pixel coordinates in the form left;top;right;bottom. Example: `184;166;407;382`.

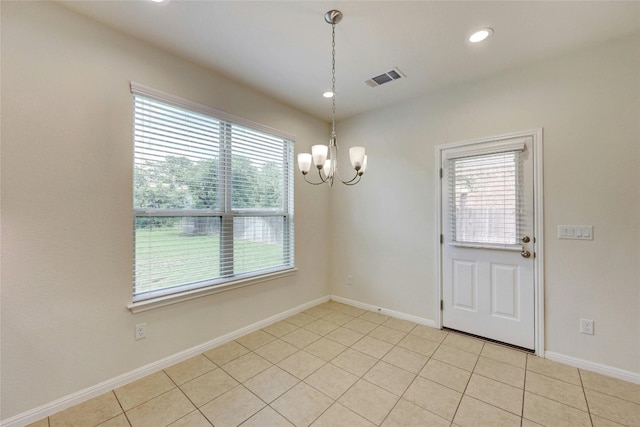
131;84;294;303
447;142;525;247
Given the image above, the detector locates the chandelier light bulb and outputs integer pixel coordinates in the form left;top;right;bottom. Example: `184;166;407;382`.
297;153;312;174
349;147;366;170
323;159;333;177
359;155;368;175
311;144;328;168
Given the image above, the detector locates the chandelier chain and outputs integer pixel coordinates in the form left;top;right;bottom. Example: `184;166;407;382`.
331;22;337;138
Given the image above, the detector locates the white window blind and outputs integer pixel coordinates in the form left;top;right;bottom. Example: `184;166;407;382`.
448;148;525;246
132;85;294;302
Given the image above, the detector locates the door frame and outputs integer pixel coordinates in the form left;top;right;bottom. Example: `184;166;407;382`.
435;128;545;357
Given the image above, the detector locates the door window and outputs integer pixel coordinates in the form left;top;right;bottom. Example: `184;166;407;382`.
447;146;525;247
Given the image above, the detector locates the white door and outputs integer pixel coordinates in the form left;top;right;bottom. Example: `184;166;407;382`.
441;134;537;350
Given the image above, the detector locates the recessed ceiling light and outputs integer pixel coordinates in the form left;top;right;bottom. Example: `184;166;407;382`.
469;28;493;43
323;91;334;98
151;0;166;3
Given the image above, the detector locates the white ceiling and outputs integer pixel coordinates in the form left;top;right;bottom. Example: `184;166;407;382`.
58;1;640;121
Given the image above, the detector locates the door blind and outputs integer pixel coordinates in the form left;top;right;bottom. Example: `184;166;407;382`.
448;148;525;246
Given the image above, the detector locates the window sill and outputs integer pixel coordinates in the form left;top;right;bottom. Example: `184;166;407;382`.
127;268;298;314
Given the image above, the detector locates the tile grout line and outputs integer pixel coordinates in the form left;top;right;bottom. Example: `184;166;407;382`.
577;369;595;427
378;324;439;427
349;316;419;426
247;327;308;425
231;381;270;427
449;340;485;425
268;306;367;425
296;312;418;426
521;353;528;427
203;329;319;425
168;364;217;427
246;306;349;426
111;386;133;426
392;329;452;424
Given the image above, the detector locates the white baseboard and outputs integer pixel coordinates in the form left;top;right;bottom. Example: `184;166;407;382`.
545;351;640;384
0;295;330;427
330;295;438;328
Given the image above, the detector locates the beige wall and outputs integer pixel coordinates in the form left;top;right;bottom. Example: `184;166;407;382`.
0;2;330;419
330;33;640;374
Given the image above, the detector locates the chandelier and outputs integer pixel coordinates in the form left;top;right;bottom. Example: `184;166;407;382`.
297;10;367;186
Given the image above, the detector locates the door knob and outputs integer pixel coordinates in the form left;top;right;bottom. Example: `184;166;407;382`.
522;236;531;243
521;250;531;258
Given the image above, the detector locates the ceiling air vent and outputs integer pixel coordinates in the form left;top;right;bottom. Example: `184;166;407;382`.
365;67;406;88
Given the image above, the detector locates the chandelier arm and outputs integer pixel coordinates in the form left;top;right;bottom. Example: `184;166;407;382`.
343;175;362;186
319;168;329;184
302;172;328;185
331;155;362;185
336;170;360;185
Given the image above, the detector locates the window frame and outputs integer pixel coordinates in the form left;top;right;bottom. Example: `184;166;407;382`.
128;83;296;313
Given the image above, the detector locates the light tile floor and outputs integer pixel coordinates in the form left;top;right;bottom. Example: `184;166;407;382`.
29;301;640;427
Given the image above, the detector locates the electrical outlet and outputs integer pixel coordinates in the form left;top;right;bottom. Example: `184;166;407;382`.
135;323;146;340
346;275;352;286
580;318;594;335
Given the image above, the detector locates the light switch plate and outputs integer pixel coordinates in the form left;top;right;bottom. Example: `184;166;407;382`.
558;225;593;240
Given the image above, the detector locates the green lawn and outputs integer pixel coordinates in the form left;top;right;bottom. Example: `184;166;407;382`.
134;225;285;294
